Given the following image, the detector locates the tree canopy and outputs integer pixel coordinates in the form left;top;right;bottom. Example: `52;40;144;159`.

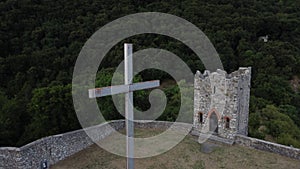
0;0;300;147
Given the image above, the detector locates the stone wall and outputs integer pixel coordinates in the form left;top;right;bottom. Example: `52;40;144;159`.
0;120;125;169
1;120;300;169
0;120;176;169
193;67;251;139
235;134;300;160
236;68;251;135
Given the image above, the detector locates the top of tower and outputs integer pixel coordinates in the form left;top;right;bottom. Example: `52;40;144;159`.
195;67;251;79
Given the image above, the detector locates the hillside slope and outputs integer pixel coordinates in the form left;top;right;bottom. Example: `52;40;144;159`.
0;0;300;148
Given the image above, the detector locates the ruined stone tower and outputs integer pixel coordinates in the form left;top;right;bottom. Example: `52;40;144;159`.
193;67;251;140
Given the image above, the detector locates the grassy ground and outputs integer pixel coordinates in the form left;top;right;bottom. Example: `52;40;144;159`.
52;129;300;169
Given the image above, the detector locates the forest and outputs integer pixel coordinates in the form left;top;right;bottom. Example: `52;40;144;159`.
0;0;300;148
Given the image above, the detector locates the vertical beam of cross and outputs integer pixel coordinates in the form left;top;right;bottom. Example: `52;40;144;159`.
88;43;160;169
124;43;134;169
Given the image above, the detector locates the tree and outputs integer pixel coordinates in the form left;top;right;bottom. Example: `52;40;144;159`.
260;105;300;148
0;93;27;146
20;84;79;144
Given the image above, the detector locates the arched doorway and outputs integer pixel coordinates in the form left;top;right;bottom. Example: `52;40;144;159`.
209;111;218;133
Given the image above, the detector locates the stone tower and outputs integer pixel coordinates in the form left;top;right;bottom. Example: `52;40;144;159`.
193;67;251;140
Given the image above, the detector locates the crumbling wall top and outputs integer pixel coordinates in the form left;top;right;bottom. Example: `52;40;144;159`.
195;67;251;79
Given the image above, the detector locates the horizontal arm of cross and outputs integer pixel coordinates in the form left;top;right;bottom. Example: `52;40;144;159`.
88;80;160;98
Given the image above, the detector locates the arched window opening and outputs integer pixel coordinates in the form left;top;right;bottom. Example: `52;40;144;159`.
225;117;230;129
198;112;203;123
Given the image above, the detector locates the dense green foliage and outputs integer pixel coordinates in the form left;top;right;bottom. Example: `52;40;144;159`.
0;0;300;148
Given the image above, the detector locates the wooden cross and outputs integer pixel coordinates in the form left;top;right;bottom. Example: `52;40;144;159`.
88;43;160;169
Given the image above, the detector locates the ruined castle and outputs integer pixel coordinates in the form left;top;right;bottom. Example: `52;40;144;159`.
193;67;251;140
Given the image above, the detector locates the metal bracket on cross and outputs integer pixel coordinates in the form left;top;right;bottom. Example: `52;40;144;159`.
88;43;160;169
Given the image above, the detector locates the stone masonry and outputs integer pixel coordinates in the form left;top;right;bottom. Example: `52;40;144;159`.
1;121;300;168
0;120;175;169
193;67;251;140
